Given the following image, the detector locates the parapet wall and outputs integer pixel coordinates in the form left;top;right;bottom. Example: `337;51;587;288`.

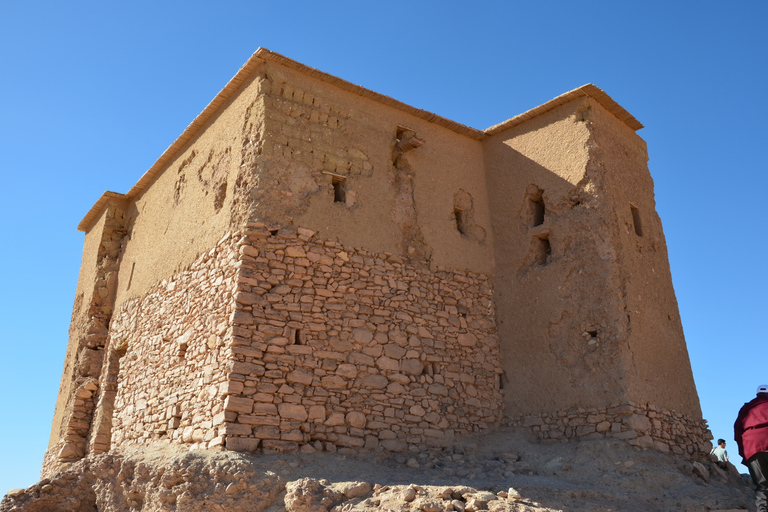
222;223;504;452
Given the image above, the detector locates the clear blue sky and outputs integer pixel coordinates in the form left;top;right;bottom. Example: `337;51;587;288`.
1;0;766;494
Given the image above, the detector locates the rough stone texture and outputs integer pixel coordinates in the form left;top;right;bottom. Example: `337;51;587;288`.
3;431;756;512
224;224;503;453
43;233;241;477
44;50;710;480
510;401;712;457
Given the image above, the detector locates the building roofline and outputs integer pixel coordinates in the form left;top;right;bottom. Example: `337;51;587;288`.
77;191;127;232
77;50;643;232
484;83;643;135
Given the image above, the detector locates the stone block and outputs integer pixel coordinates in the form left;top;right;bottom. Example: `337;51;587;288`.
352;329;374;344
252;403;279;415
308;405;326;421
336;363;358;379
346;411;367;429
219;380;244;396
361;374;388;389
400;359;423;375
321;376;347;389
624;414;652;433
224;396;254;414
287;370;313;386
376;356;399;371
278;403;308;421
383;344;406;359
262;440;299;452
229;361;264;377
252;426;282;439
220;422;252;436
348;352;375;366
325;413;345;426
336;435;366;448
612;429;638;440
225;437;260;453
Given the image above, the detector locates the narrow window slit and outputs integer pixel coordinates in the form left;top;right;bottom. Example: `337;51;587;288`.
332;176;346;203
535;235;551;266
292;329;303;345
177;342;188;359
526;186;545;227
631;204;643;236
531;198;545;226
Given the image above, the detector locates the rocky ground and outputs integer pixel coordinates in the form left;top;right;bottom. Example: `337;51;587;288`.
1;427;756;512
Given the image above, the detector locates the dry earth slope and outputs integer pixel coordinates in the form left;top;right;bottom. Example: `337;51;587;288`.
2;427;756;512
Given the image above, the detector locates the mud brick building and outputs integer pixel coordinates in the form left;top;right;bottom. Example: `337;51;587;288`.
43;49;710;476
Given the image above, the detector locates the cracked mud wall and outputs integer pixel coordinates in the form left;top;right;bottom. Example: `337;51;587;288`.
586;102;702;419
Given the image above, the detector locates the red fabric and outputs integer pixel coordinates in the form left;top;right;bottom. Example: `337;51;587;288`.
735;395;768;463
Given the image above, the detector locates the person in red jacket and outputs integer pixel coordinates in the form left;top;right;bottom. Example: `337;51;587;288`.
735;384;768;512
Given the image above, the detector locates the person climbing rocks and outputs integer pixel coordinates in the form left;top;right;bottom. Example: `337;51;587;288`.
710;438;729;470
735;384;768;512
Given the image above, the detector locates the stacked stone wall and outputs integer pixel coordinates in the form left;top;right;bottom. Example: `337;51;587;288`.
221;223;504;453
42;206;127;478
103;234;241;452
510;401;711;458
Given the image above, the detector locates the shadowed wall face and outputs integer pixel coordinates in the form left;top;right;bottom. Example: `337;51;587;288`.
483;98;706;455
586;102;701;418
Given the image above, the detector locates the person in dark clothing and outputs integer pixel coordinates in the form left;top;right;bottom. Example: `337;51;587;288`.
735;384;768;512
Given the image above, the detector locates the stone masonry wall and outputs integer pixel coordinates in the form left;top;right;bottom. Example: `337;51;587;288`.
510;401;711;458
221;223;504;453
42;205;128;477
99;234;241;454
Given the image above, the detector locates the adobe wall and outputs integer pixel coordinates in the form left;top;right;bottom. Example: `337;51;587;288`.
484;97;632;414
484;97;708;451
222;223;503;453
586;103;701;417
110;68;269;306
253;62;493;274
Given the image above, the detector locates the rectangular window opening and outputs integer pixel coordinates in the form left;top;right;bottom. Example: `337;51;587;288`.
531;198;545;227
332;177;346;203
630;205;643;236
535;235;551;266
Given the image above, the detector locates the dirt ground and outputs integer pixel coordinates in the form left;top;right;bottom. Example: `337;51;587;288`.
2;427;755;512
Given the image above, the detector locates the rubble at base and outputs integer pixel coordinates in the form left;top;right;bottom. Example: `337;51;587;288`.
4;429;755;512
